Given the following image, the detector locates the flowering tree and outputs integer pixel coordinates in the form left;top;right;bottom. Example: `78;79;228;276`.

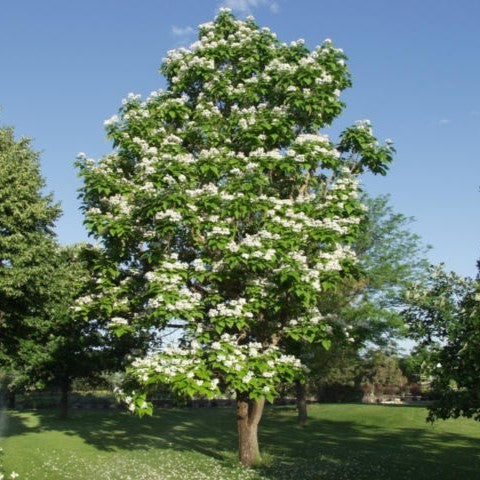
76;10;393;466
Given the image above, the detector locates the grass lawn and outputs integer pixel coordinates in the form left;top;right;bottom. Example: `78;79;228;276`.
1;403;480;479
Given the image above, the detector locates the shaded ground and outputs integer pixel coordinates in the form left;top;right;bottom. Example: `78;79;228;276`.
1;404;479;479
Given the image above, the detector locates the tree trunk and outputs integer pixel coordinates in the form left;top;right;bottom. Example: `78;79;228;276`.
59;381;70;419
295;380;308;427
236;393;265;467
6;389;15;409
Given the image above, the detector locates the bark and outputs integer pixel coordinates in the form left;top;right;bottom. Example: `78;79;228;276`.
6;389;15;409
295;380;308;426
59;381;71;419
236;393;265;467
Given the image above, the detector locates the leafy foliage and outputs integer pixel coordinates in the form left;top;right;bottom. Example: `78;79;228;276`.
403;265;480;421
21;245;147;391
0;126;61;368
343;194;430;346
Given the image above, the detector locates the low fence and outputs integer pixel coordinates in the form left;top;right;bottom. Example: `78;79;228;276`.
5;390;431;411
6;391;303;411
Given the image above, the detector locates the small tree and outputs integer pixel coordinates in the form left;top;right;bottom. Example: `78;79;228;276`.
76;10;393;466
360;350;407;399
399;345;432;386
403;265;480;421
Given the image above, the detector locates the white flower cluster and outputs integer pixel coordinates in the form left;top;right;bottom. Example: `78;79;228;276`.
294;133;330;145
144;255;203;316
154;209;183;222
206;226;231;237
110;316;128;326
103;114;119;127
130;346;220;393
316;244;356;272
72;294;95;312
355;118;373;134
127;333;305;402
107;194;132;216
208;298;253;319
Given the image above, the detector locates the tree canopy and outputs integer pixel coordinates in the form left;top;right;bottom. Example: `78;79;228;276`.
0;126;61;365
403;265;480;422
340;194;430;347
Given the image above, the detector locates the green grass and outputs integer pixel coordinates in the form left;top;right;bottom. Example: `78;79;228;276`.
1;404;480;479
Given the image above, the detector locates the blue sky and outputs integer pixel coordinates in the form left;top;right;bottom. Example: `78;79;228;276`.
1;0;479;277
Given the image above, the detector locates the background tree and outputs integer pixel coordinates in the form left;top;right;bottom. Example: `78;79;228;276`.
292;194;429;423
360;349;408;400
0;126;145;417
76;10;393;466
403;264;480;422
341;194;430;347
398;345;432;394
0;125;61;405
12;243;150;418
308;342;362;402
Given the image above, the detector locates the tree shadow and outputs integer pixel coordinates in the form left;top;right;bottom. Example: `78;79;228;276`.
1;406;237;460
2;404;480;479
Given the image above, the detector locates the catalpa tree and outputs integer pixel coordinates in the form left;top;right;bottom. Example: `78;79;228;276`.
76;10;393;466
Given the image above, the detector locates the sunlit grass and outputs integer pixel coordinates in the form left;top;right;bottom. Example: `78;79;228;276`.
1;404;480;479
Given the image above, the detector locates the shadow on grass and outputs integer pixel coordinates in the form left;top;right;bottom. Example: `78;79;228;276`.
2;404;480;480
1;406;237;460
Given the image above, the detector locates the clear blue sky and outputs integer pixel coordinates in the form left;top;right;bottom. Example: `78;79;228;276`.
1;0;479;277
